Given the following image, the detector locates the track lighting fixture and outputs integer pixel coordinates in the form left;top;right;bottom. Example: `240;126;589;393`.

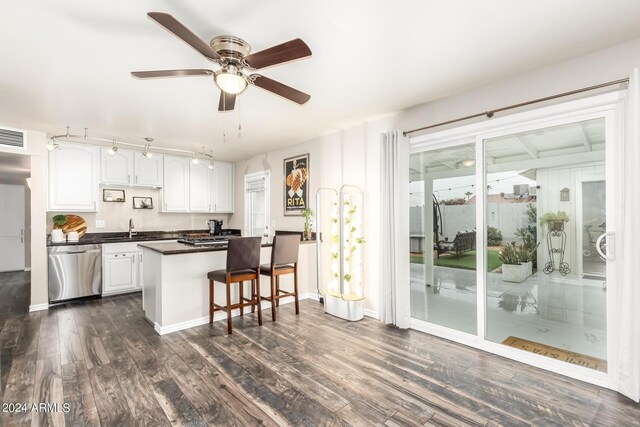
143;143;153;159
208;161;214;170
47;138;59;152
191;154;199;165
107;140;119;156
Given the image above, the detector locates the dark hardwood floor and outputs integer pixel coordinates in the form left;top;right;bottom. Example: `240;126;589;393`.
0;271;639;426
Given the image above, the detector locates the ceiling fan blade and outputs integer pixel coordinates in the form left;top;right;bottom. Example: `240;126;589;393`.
250;74;310;105
131;69;213;78
243;38;311;70
218;91;236;111
147;12;221;62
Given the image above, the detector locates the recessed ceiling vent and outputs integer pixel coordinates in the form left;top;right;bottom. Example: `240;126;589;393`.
0;128;25;148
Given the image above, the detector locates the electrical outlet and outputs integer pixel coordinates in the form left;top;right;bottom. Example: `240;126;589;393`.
95;220;106;229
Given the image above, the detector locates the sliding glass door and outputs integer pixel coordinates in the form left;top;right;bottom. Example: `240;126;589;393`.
409;94;622;386
410;143;477;335
483;118;609;373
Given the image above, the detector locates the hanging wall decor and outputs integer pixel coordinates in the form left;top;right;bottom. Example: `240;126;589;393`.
284;153;309;215
103;189;125;202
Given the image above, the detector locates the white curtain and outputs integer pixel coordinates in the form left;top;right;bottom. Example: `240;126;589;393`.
618;68;640;403
380;130;410;327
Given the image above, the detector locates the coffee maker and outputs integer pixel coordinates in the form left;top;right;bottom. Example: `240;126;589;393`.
207;219;223;235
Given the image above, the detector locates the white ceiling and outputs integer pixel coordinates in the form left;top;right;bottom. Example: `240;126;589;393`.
2;1;640;161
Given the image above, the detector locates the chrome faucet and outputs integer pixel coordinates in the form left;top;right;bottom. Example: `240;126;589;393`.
129;218;137;239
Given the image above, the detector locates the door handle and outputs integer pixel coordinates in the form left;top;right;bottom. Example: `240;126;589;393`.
595;232;615;261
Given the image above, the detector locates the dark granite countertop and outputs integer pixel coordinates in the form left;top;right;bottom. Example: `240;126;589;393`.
46;229;241;246
138;239;317;255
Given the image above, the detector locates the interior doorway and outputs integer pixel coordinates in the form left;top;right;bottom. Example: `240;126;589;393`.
0;152;31;273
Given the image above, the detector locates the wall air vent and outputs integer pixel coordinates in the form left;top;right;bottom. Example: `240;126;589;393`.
0;128;25;148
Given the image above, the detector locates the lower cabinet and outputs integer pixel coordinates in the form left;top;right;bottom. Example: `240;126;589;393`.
103;252;141;295
102;243;142;296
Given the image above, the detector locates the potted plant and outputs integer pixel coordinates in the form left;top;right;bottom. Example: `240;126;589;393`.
539;211;569;232
499;243;537;283
301;208;314;240
52;214;68;229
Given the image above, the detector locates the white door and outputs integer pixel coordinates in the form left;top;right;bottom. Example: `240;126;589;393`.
134;152;164;187
212;162;234;212
162;155;190;212
0;184;26;272
190;161;211;212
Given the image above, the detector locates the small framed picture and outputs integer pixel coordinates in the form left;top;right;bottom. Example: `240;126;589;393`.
133;197;154;209
103;189;125;202
284;153;310;216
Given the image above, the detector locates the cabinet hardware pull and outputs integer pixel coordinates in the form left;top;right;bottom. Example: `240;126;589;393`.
136;175;139;183
128;174;131;183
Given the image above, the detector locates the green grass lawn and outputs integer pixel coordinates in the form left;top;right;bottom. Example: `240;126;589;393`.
410;250;502;271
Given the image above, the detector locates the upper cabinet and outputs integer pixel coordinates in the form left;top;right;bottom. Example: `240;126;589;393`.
100;148;163;187
134;152;163;187
100;148;134;185
189;161;211;212
48;142;100;211
162;155;190;212
211;161;234;213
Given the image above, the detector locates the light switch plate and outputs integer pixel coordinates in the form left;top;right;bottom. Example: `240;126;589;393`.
95;220;106;229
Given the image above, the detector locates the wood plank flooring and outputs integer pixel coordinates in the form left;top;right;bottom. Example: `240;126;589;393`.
0;271;639;426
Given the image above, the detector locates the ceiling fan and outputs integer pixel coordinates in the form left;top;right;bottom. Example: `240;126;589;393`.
132;12;312;112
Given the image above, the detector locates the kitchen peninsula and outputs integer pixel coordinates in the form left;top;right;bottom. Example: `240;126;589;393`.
138;237;317;335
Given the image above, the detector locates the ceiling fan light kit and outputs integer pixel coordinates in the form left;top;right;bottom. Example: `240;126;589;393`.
132;12;312;112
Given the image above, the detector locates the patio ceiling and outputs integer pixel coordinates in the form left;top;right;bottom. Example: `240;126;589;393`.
411;118;605;178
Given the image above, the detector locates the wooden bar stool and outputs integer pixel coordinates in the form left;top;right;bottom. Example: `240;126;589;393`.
260;234;301;321
208;237;262;334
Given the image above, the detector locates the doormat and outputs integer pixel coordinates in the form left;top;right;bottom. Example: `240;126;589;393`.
501;336;607;373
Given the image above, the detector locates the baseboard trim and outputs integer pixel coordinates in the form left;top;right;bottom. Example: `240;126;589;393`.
363;309;379;320
29;303;49;312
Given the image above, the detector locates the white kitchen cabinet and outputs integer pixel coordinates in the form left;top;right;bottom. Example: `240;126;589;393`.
48;142;100;211
190;161;211;212
134;152;164;187
103;252;139;295
100;149;163;187
211;161;234;213
162;155;190;212
100;148;134;185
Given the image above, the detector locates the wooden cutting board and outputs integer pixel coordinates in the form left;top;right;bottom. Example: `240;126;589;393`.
60;214;88;238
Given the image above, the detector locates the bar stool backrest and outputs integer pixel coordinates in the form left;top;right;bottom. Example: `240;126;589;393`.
271;234;301;266
226;237;262;272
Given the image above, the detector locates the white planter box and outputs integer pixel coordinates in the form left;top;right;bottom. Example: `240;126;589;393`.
325;294;364;321
501;261;532;283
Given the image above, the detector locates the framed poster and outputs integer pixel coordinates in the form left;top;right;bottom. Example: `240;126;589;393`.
283;154;309;215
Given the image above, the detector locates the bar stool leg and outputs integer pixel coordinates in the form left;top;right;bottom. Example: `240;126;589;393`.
251;280;256;314
294;265;300;315
270;274;277;322
226;280;233;334
209;279;214;324
276;275;281;307
256;274;263;326
239;281;244;317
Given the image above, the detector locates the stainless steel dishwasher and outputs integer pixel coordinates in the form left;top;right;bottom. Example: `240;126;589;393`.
48;244;102;303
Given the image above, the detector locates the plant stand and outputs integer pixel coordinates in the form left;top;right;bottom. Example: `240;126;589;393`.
543;226;570;276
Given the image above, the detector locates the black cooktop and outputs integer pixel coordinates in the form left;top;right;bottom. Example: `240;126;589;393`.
178;236;237;246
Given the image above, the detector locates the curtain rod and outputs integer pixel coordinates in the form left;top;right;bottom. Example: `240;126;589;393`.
403;78;629;137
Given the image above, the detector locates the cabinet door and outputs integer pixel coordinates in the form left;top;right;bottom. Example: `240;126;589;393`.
100;148;134;185
162;155;190;212
211;162;234;213
134;152;164;187
190;161;211;212
48;142;99;211
103;253;138;295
